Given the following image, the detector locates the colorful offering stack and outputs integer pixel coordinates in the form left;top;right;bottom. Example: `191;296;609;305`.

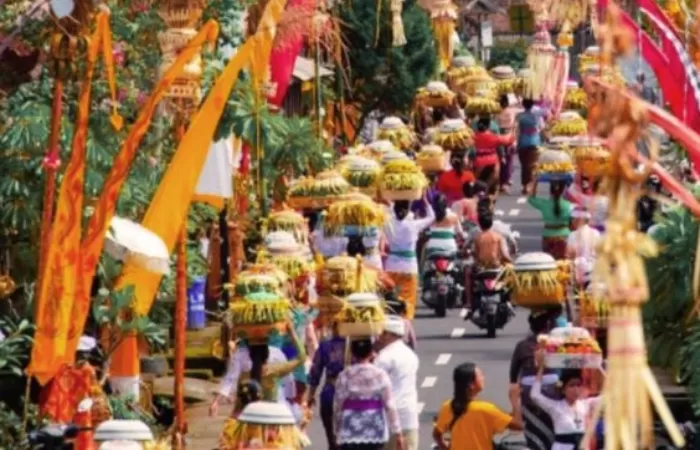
535;148;576;183
538;325;603;369
432;118;474;151
229;292;290;343
379;159;428;201
569;137;610;179
508;252;569;308
377;116;415;151
317;255;379;324
335;292;386;338
416;144;446;173
548;110;588;138
323;192;387;238
415;81;456;108
229;401;309;449
339;157;381;198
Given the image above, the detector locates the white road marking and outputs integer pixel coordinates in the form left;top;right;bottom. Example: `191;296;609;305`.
508;208;520;216
495;209;505;216
450;328;465;338
517;197;527;204
421;376;437;388
459;308;468;318
435;354;452;365
417;402;425;413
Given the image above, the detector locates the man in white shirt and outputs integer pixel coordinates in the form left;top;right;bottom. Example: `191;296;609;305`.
566;208;601;286
375;315;420;450
209;343;295;416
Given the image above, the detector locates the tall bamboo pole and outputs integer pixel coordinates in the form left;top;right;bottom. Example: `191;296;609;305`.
174;225;187;448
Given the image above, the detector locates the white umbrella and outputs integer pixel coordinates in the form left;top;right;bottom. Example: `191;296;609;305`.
105;217;170;275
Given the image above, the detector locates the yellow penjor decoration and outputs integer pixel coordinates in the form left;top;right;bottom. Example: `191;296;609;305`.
581;5;685;448
391;0;407;46
423;0;457;71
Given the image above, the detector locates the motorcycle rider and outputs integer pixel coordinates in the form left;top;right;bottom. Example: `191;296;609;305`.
464;203;512;319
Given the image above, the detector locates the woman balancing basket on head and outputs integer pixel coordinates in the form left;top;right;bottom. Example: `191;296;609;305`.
218;291;307;450
528;149;575;260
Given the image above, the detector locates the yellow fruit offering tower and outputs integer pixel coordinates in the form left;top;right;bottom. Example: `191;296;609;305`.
507;252;569;308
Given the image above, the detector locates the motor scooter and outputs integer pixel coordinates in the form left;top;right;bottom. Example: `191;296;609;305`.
421;249;463;317
470;267;514;338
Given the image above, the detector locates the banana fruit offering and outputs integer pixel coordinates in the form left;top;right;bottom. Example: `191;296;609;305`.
514;269;562;295
564;87;587;110
415;87;456;108
335;304;384;323
267;210;305;234
377;127;415;151
343;169;379;188
466;96;501;115
268;255;313;279
229;295;289;326
325;196;386;231
548;117;587;137
536;161;576;174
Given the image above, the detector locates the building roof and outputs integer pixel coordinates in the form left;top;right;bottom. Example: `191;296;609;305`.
293;56;333;81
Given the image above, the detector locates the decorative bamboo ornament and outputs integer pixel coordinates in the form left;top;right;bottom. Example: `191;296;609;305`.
391;0;407;46
425;0;457;71
581;4;685;448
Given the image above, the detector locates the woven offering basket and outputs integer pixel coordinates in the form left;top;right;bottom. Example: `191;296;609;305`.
539;326;603;369
229;292;290;342
381;187;423;201
416;81;456;108
433;119;474;150
377;116;415;151
509;253;567;308
416;153;445;172
337;321;385;338
336;293;386;338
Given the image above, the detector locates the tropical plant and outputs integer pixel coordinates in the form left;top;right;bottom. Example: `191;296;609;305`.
487;39;528;70
0;400;46;449
645;199;700;415
338;0;437;132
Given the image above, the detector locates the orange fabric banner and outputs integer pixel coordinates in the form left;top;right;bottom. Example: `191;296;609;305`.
118;0;287;318
65;21;220;360
28;11;110;384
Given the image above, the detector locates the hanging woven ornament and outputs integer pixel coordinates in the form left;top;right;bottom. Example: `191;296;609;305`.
525;27;557;101
391;0;407;46
426;0;458;71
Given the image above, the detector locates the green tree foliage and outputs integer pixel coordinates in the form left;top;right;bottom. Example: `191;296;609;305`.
338;0;437;128
487;39;528;70
646;197;700;415
0;0;217;337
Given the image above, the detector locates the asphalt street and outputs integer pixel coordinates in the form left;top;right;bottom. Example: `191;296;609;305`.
306;165;549;449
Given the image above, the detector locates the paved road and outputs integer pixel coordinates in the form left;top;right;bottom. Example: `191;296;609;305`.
306;169;549;449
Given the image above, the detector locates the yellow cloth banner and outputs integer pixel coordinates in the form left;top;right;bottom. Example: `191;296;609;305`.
118;0;288;318
65;21;220;361
28;11;116;384
121;41;254;316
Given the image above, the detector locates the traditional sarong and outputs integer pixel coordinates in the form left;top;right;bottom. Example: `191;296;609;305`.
542;236;568;260
387;272;419;319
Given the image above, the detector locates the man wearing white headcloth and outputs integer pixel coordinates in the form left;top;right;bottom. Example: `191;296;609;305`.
375;315;420;450
566;207;601;287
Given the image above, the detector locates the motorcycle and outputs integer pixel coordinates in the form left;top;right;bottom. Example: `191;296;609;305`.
470;267;514;338
421;249;464;317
